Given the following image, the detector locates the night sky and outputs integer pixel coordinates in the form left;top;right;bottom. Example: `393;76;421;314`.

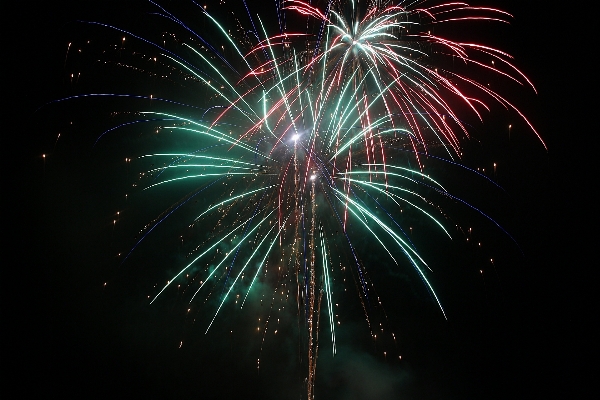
6;1;592;399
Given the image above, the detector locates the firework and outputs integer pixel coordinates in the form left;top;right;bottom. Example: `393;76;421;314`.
56;1;543;398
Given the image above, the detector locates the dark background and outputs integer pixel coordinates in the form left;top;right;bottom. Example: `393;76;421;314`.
5;1;592;399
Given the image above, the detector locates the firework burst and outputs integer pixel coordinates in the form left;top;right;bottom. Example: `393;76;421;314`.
54;1;543;398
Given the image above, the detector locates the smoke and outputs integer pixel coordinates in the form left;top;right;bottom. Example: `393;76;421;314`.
316;346;414;400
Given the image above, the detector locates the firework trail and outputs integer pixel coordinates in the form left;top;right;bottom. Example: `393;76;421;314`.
55;1;544;398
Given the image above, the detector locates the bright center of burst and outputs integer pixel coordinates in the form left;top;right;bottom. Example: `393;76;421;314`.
310;174;316;181
292;134;300;142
